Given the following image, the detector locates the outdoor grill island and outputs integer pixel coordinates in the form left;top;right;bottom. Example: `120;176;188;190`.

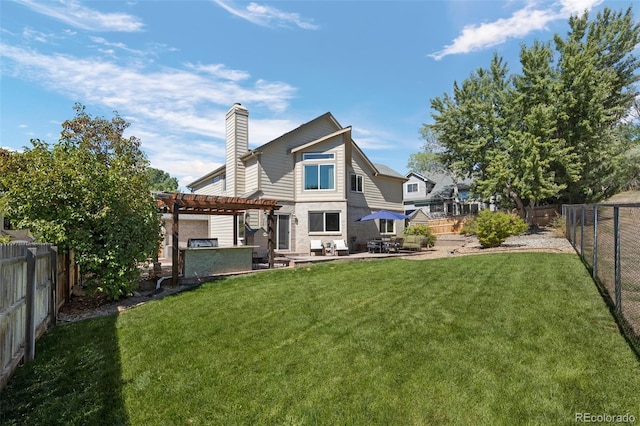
179;238;255;278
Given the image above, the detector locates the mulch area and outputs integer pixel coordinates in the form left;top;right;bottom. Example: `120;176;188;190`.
57;265;186;324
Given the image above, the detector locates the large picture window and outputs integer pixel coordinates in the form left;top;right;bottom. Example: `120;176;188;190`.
304;164;335;190
309;212;340;233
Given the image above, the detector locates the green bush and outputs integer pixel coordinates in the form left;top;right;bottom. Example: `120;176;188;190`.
475;210;529;248
403;224;437;248
460;217;479;235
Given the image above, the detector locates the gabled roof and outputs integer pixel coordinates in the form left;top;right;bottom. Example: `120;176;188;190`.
406;171;474;201
187;164;226;189
256;112;341;152
375;163;406;180
290;127;351;154
189;110;406;188
406;171;436;184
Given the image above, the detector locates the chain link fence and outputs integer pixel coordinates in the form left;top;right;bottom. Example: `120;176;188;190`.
564;204;640;350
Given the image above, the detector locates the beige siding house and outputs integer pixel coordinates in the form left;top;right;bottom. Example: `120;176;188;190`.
188;103;407;256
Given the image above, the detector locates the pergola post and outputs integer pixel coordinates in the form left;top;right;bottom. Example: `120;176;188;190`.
268;209;275;269
233;213;238;246
156;193;281;279
172;201;179;285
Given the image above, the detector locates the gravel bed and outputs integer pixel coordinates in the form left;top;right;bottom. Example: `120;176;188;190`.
458;229;575;253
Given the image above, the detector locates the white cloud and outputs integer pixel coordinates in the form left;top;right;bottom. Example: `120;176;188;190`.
185;63;251;82
560;0;605;15
430;0;604;60
212;0;319;30
351;126;395;151
89;36;145;55
14;0;144;32
22;27;58;44
1;43;296;127
0;43;299;185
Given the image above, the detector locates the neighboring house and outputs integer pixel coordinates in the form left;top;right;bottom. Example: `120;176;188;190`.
403;171;482;218
187;103;407;256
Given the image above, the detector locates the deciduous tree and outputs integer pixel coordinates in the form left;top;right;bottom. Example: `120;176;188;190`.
147;167;179;192
0;104;162;299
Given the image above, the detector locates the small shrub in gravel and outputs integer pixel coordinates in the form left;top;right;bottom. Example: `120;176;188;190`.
475;210;529;248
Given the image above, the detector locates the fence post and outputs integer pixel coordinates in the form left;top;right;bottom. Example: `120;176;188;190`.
592;206;598;279
563;205;570;244
614;207;621;313
50;246;58;322
25;247;37;362
580;205;585;258
573;206;582;246
172;201;179;286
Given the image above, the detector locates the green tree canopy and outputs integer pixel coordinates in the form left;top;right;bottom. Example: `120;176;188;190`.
407;128;447;175
423;6;640;221
147;167;179;192
0;104;162;299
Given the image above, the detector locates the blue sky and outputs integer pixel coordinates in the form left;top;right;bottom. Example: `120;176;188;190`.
1;0;636;189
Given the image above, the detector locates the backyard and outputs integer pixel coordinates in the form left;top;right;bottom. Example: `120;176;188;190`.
1;252;639;425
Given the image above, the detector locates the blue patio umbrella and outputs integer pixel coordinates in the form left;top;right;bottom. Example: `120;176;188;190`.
356;210;410;221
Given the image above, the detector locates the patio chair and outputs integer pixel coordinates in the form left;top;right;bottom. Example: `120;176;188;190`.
333;239;349;256
310;239;324;256
367;239;383;253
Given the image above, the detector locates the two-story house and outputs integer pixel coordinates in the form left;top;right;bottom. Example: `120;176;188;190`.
403;171;481;219
187;103;407;256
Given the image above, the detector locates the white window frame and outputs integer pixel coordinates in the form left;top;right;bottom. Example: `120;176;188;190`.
308;211;341;234
303;153;335;160
303;152;336;191
379;219;395;234
237;214;245;240
407;183;418;193
350;174;364;193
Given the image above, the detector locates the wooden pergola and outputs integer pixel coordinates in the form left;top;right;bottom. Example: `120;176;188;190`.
156;192;281;284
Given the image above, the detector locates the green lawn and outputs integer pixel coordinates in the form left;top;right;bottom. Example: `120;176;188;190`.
2;253;639;425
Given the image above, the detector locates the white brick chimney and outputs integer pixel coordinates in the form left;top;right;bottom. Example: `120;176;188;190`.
225;103;249;196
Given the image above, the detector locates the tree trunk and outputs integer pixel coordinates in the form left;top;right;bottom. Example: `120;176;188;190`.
509;189;526;219
526;199;536;227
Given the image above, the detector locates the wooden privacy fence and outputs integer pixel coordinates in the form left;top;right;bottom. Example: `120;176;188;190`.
422;205;561;234
531;204;561;227
425;217;469;234
0;243;76;390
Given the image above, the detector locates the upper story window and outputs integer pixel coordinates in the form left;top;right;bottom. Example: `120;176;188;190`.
213;173;226;191
407;183;418;193
303;152;335;191
350;174;363;193
303;153;334;160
